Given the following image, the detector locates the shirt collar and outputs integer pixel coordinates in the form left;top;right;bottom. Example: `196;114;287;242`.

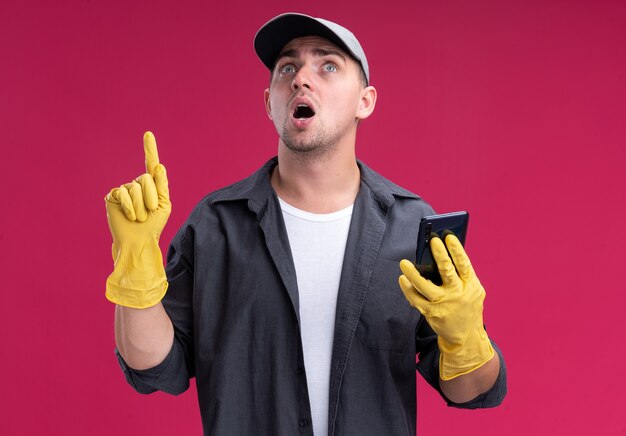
210;156;421;212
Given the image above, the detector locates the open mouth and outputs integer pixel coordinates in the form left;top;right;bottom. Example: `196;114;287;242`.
293;104;315;119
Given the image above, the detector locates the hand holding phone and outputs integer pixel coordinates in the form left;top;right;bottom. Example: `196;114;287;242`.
399;211;494;380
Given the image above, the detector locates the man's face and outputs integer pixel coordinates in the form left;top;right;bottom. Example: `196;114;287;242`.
264;36;375;157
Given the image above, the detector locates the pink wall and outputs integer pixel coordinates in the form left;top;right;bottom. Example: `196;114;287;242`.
1;1;624;434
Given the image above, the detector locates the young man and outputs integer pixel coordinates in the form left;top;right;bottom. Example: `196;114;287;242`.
105;13;506;436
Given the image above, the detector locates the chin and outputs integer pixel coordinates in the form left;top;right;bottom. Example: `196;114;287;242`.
285;141;322;154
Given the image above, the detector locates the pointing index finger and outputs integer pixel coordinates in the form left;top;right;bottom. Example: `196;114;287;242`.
144;131;160;175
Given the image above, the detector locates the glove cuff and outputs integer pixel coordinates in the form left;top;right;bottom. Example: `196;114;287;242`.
106;277;168;309
438;323;495;381
105;243;169;309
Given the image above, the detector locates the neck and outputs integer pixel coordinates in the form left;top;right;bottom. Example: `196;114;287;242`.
271;142;360;214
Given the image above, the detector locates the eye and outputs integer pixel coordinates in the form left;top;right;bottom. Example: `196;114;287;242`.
323;63;338;73
280;64;296;74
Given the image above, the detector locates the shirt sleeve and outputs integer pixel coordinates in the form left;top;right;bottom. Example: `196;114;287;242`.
415;316;508;409
115;342;190;395
114;224;196;396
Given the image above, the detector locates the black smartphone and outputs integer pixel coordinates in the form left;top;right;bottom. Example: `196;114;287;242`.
416;211;469;285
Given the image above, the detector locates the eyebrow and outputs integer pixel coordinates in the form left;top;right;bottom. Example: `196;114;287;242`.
275;47;348;66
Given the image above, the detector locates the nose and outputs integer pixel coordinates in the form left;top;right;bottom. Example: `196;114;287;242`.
291;66;312;92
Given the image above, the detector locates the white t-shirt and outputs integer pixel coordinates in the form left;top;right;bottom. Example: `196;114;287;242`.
279;197;353;436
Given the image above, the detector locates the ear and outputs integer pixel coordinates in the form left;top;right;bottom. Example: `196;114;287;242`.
264;88;273;120
356;86;377;121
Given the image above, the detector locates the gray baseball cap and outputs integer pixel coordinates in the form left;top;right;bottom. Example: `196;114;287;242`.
254;13;370;84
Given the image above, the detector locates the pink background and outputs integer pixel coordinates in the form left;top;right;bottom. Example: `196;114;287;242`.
1;0;625;434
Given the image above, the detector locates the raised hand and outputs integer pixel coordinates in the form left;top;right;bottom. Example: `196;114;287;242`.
105;132;171;308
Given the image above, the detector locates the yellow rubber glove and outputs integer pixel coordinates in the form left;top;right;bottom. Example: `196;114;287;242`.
399;234;494;380
104;132;171;308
